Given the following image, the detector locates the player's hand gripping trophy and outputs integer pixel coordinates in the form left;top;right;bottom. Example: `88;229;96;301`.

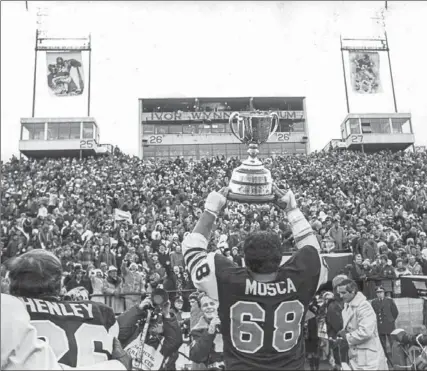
228;111;279;203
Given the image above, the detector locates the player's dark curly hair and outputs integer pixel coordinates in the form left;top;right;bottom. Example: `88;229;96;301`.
243;231;282;274
9;250;62;298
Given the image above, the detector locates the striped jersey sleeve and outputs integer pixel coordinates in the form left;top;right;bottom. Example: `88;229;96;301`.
182;233;220;300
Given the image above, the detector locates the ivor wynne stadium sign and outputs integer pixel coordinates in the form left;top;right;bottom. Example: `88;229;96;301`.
141;111;304;121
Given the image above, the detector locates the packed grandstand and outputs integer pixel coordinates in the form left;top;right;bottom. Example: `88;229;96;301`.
1;147;427;369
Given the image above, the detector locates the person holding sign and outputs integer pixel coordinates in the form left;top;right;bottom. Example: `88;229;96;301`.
117;289;183;371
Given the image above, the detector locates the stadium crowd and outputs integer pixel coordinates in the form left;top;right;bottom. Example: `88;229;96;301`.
1;148;427;308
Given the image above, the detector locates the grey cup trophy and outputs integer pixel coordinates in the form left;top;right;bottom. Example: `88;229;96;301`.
228;111;279;203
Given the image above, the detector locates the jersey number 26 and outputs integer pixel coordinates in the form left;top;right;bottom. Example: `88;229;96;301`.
230;300;304;354
32;320;112;367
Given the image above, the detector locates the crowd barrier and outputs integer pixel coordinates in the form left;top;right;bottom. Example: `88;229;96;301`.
89;276;427;310
90;289;197;312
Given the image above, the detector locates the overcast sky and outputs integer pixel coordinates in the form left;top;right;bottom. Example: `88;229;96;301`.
1;1;426;160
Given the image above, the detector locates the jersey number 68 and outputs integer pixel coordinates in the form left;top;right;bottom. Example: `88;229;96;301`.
230;300;304;354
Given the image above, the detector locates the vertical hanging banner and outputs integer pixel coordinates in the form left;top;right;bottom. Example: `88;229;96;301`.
34;35;90;117
349;52;382;95
341;38;395;114
46;51;84;97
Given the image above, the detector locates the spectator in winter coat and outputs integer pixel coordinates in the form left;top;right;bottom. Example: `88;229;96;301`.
189;292;203;331
406;255;422;275
371;286;399;355
97;244;117;268
328;219;346;251
378;255;397;296
75;244;95;271
64;265;93;294
189;293;223;371
117;291;183;371
60;246;75;273
231;247;244;267
6;235;19;259
157;245;170;267
89;269;105;303
347;254;365;291
326;275;347;370
121;261;145;310
1;265;10;293
362;240;377;262
394;258;411;297
169;245;184;268
336;279;388;370
102;265;124;314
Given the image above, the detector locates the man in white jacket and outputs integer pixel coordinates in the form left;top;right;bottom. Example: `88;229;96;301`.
1;293;132;370
336;279;389;370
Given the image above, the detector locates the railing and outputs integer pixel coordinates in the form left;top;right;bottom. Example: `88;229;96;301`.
90;289;197;313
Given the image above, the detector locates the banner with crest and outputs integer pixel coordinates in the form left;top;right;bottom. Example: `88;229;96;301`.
349;52;382;94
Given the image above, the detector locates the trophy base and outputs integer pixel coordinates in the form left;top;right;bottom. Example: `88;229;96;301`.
228;192;275;204
228;156;275;204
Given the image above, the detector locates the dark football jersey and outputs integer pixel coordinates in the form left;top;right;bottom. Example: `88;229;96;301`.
17;296;119;368
183;233;328;370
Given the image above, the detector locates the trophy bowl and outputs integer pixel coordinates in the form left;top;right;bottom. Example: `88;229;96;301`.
228;111;279;203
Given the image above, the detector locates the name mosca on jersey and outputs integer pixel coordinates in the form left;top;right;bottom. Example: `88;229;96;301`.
19;297;94;319
245;278;297;296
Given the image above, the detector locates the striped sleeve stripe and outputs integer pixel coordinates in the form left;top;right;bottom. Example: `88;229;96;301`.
188;254;207;273
184;247;205;260
184;249;206;267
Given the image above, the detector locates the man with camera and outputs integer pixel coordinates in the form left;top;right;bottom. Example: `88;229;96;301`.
117;288;183;371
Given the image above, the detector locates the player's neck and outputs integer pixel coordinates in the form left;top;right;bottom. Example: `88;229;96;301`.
248;270;278;283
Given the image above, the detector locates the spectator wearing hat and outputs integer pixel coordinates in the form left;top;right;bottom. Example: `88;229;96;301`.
371;286;399;355
102;265;124;314
65;263;93;294
121;259;145;310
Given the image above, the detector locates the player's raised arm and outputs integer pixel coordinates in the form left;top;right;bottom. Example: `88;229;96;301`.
273;184;328;288
182;188;229;300
273;184;320;250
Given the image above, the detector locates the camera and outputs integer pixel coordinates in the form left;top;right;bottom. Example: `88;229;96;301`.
139;288;169;327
